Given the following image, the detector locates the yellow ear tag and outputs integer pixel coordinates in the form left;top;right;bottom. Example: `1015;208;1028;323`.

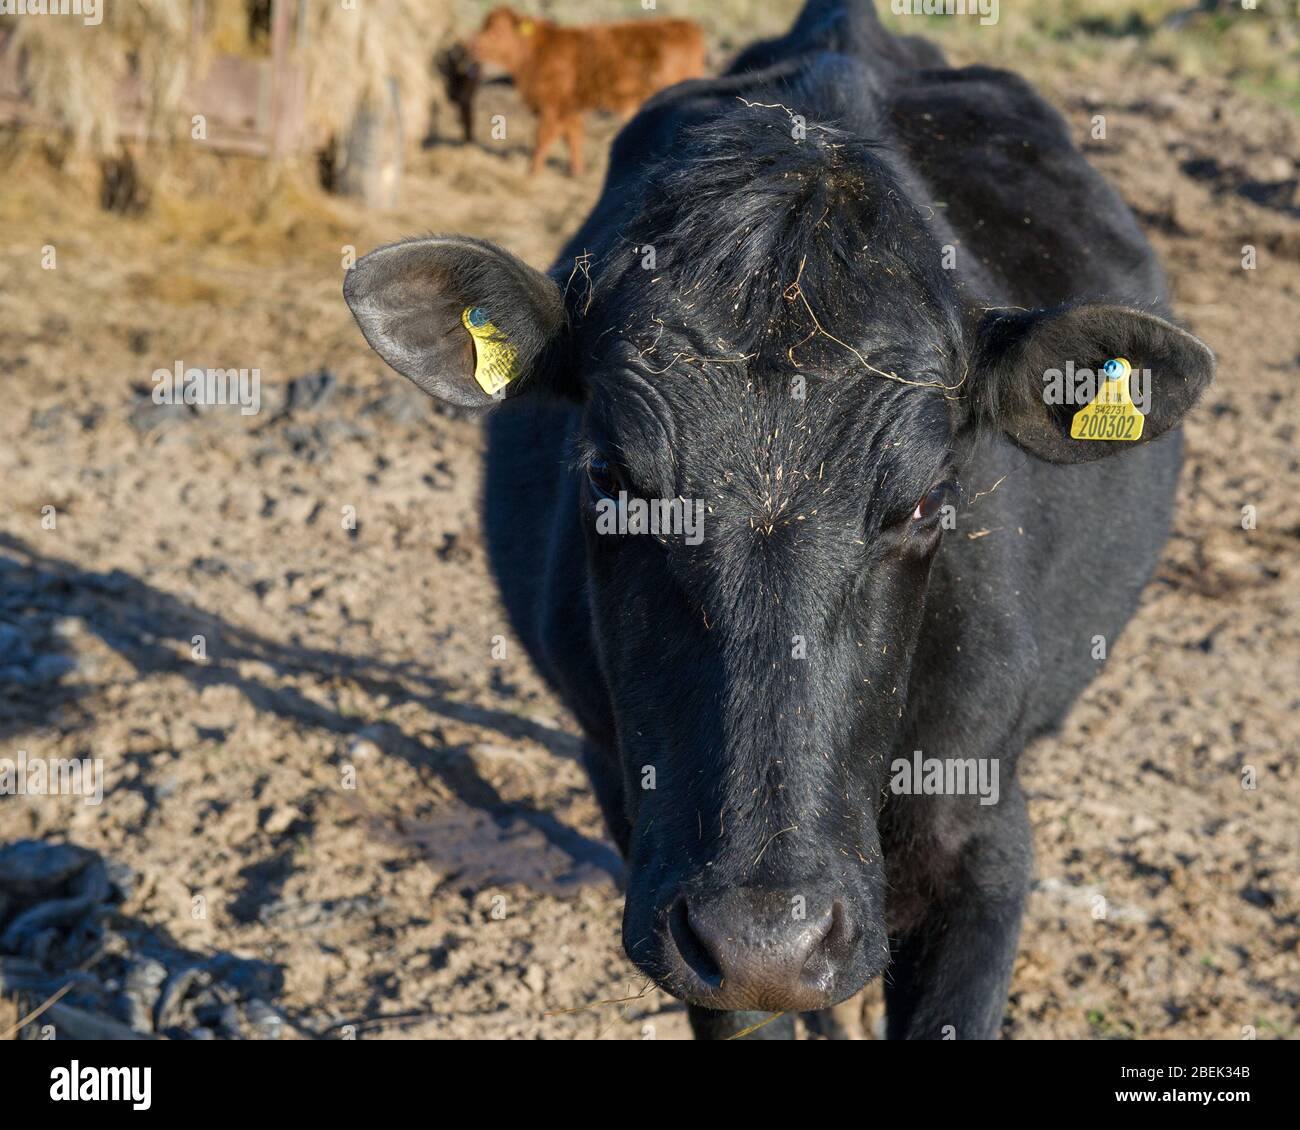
462;307;519;397
1070;357;1144;442
519;19;535;36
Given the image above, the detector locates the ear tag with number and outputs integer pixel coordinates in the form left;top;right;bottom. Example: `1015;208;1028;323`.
462;307;519;396
1070;357;1144;442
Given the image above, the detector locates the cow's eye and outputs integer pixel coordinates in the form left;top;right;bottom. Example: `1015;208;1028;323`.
912;481;955;523
587;454;621;501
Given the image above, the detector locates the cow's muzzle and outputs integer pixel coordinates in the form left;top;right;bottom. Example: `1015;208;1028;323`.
640;884;873;1013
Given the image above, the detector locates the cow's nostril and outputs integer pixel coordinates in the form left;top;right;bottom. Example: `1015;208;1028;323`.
797;899;851;990
811;899;848;967
668;896;723;988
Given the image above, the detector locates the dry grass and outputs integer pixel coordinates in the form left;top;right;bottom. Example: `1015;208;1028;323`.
147;153;352;253
0;0;1290;258
877;0;1299;110
301;0;448;140
0;133;351;267
447;0;1297;105
0;994;19;1041
0;1;451;234
2;0;453;158
447;0;797;56
3;0;191;152
0;982;72;1041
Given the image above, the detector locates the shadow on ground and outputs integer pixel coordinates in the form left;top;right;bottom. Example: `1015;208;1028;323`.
0;531;623;1034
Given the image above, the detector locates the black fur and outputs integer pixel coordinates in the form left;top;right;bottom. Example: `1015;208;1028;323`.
437;45;481;143
344;0;1214;1039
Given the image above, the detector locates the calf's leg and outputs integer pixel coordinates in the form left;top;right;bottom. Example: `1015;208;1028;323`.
531;111;561;175
563;115;585;178
457;94;473;142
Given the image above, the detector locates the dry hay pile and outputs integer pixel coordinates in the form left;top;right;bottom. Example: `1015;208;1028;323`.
302;0;447;143
2;0;192;153
2;0;450;215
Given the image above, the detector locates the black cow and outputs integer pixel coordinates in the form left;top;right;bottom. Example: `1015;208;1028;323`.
437;44;481;143
345;0;1214;1040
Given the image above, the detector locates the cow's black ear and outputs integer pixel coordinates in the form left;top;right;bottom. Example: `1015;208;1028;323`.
344;236;570;408
970;304;1215;463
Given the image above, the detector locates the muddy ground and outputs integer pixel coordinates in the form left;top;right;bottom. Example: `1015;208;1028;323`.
0;34;1296;1040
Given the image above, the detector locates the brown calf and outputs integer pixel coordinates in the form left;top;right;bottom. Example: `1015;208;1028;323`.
467;7;706;177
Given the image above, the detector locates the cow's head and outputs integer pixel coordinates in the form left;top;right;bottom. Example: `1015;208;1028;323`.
345;110;1214;1013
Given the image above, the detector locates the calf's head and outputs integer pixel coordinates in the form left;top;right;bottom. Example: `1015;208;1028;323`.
345;113;1213;1013
467;7;537;74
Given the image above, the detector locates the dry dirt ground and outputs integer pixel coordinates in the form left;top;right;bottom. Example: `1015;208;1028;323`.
0;47;1296;1040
